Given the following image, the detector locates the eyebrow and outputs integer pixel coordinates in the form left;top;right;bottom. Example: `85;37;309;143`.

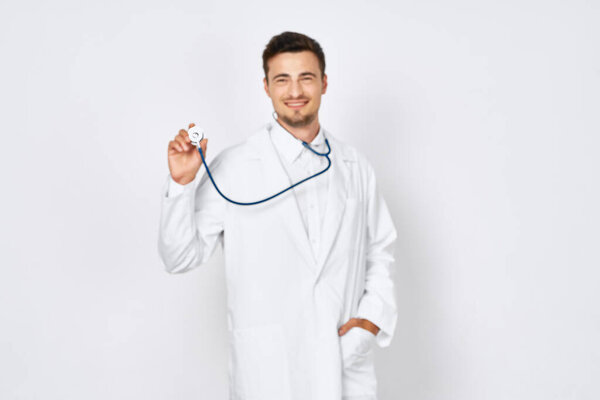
272;72;318;80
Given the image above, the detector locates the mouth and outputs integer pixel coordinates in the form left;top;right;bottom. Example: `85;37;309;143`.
284;100;309;110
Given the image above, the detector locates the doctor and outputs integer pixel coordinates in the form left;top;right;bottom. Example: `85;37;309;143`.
158;31;398;400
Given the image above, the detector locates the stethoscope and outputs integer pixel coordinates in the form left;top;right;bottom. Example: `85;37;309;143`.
188;112;332;206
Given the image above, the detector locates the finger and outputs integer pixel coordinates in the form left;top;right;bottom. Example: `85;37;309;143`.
188;122;195;129
174;135;191;151
168;140;183;153
178;130;191;143
340;325;356;336
338;319;358;336
199;139;208;157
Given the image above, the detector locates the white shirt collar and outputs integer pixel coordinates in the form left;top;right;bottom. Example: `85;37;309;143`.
270;120;326;164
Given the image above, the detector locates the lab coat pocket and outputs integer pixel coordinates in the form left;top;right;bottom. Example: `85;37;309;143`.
340;326;378;396
230;323;292;400
340;326;376;361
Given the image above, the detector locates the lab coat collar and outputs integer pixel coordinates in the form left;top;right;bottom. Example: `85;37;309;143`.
270;119;326;165
245;121;354;282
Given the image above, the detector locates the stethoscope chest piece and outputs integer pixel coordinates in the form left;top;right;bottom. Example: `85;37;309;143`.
188;126;205;146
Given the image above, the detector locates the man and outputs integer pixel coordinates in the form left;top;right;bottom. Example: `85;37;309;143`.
158;31;398;400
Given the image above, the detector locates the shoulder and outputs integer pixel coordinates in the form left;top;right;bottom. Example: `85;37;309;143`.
209;124;268;165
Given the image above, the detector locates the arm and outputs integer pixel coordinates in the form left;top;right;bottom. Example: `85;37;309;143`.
157;152;227;274
355;162;399;348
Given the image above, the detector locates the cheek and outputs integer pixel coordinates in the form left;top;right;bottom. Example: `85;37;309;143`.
275;91;289;102
266;86;282;99
308;87;322;101
309;93;321;106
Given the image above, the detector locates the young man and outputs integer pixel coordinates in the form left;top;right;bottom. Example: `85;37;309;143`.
158;31;398;400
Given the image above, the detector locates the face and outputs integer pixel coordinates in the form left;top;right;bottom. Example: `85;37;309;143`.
263;50;328;128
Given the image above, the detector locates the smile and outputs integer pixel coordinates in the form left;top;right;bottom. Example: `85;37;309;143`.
285;100;309;110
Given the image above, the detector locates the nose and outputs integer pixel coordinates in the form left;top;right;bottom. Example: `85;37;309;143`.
288;78;303;97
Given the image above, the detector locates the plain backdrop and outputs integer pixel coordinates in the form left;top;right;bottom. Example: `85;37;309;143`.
1;1;599;399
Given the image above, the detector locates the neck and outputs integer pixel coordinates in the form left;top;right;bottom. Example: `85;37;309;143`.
277;116;320;143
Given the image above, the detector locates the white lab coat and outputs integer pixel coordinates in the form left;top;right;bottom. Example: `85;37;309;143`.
158;121;398;400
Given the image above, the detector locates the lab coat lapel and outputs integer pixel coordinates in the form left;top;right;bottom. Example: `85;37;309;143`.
247;124;350;280
250;126;319;272
314;135;349;281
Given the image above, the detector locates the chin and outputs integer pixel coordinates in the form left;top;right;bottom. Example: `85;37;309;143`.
283;116;315;128
280;111;317;128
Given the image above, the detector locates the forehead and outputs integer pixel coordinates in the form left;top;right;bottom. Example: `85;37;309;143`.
267;51;320;77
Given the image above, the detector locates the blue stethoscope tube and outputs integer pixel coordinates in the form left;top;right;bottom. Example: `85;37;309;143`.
196;117;332;206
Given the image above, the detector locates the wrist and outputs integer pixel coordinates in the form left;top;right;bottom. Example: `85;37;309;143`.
172;175;195;185
359;318;380;335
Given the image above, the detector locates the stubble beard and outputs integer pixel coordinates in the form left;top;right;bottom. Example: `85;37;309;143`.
280;109;317;128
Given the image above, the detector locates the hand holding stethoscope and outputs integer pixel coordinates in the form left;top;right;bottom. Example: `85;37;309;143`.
167;122;207;186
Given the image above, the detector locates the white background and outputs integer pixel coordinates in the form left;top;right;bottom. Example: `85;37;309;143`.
1;0;599;399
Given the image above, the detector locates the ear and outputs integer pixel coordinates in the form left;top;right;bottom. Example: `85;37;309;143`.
321;73;328;94
263;77;271;98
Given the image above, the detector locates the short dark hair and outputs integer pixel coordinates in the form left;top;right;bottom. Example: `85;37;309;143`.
262;31;326;82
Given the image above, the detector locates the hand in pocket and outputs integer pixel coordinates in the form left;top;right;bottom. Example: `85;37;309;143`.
340;326;376;365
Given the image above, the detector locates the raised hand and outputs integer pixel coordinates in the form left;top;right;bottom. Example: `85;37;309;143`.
167;122;208;185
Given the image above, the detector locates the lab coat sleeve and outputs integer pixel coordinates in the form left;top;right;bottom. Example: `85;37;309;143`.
166;176;186;198
355;162;399;348
157;153;227;274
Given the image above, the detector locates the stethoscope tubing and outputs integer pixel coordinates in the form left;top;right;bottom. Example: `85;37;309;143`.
196;123;332;206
